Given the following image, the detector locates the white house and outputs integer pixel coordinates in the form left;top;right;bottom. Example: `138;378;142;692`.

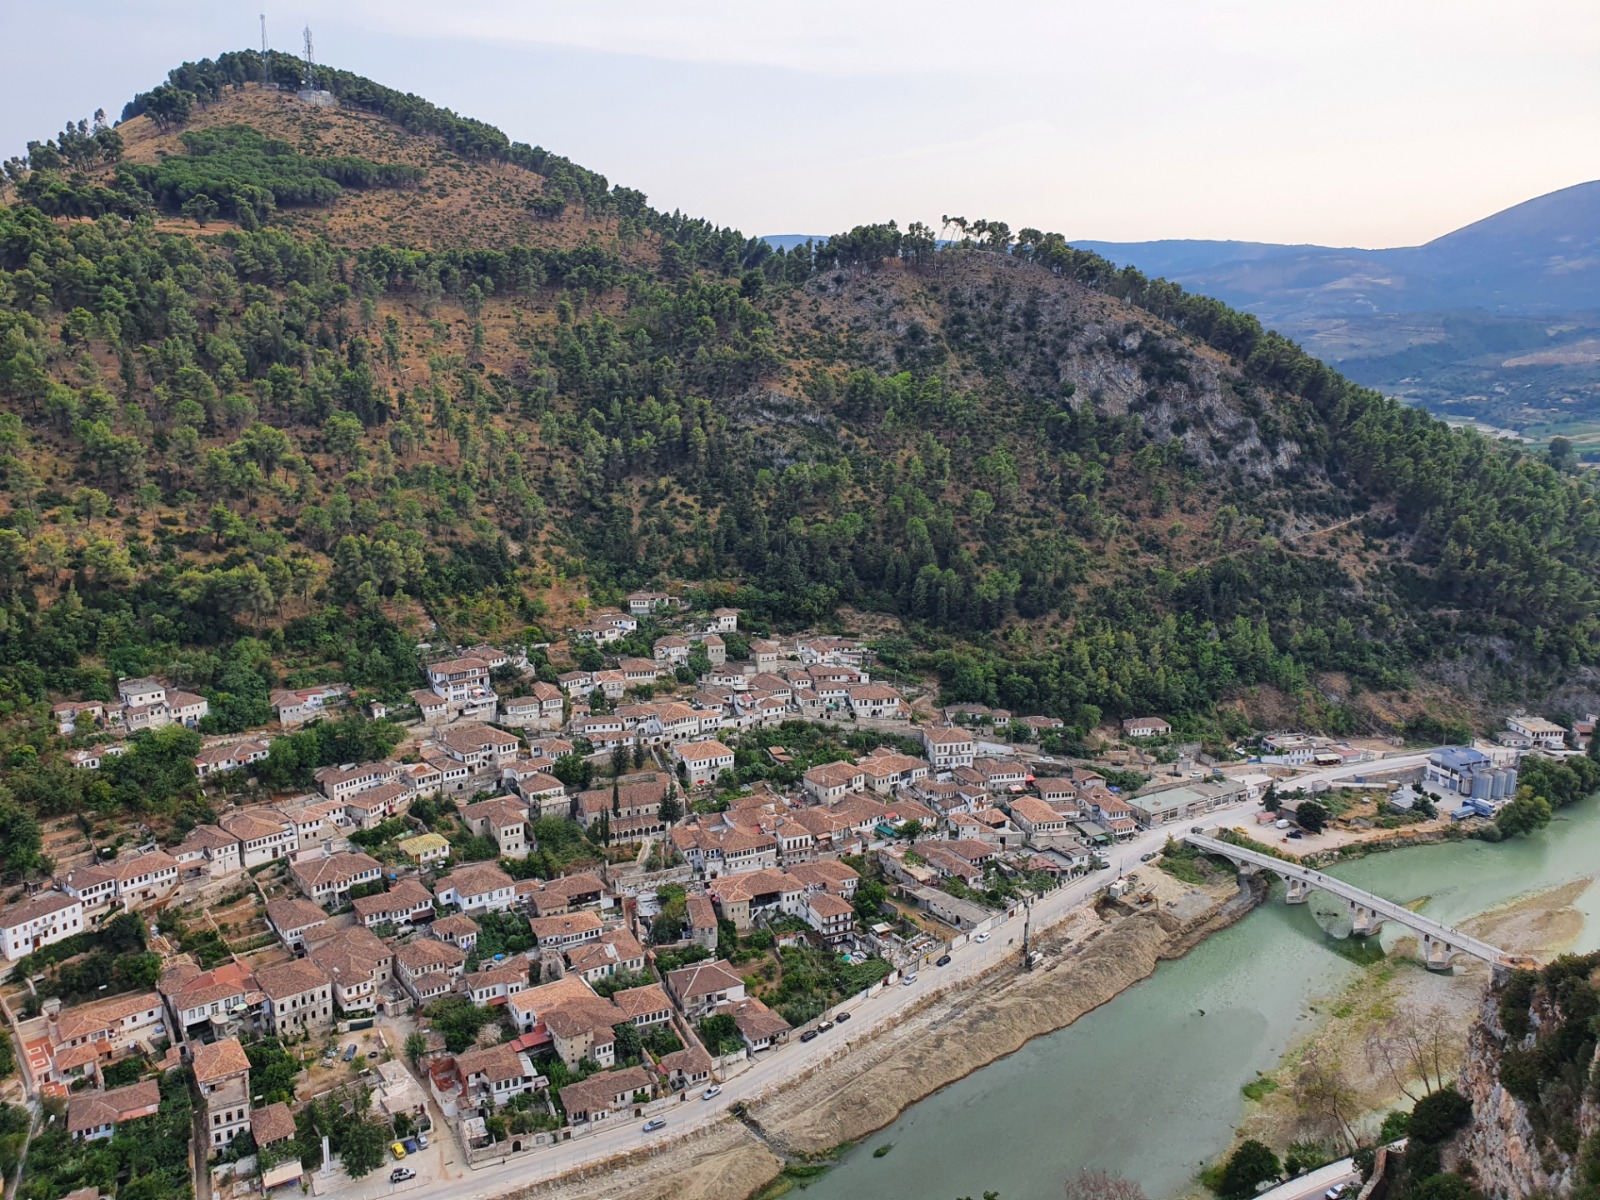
673;739;736;787
1507;714;1567;750
0;890;84;960
1122;716;1171;739
434;864;516;914
921;725;976;769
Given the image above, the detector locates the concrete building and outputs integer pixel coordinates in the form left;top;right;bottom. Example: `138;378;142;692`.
256;959;333;1038
0;890;84;961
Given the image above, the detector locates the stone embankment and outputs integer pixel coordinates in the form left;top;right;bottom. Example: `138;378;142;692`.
508;874;1264;1200
753;876;1263;1158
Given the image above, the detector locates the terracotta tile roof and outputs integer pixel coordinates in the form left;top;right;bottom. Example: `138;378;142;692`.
529;911;603;941
255;959;330;1002
726;997;790;1040
436;863;514;899
658;1045;713;1076
430;913;480;939
610;983;671;1020
67;1079;161;1134
52;991;160;1042
0;889;79;926
266;897;329;933
395;940;466;973
665;959;743;1000
558;1065;652;1115
292;851;381;888
250;1101;297;1146
192;1036;250;1084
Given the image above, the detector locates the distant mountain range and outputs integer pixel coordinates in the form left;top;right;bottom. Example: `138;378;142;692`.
1075;179;1600;320
764;181;1600;442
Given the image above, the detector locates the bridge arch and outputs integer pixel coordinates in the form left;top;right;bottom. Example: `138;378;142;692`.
1181;830;1517;973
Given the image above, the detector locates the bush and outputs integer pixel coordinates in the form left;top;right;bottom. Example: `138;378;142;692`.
1217;1140;1281;1199
1379;1109;1411;1142
1409;1087;1473;1143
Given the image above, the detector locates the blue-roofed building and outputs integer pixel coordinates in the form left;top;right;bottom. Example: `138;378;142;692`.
1425;746;1515;799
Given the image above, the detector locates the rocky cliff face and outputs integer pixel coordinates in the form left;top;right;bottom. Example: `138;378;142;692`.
1451;968;1600;1197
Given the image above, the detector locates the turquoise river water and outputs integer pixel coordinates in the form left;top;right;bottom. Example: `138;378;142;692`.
799;796;1600;1200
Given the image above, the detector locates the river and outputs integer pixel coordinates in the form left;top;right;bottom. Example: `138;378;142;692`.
798;796;1600;1200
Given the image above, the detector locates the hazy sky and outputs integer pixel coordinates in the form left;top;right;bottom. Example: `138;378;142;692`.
3;0;1596;246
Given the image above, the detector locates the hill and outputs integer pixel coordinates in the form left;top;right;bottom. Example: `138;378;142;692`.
1077;180;1600;317
0;49;1598;752
1075;181;1600;441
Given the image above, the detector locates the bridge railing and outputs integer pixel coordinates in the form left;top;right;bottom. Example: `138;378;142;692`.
1181;832;1514;966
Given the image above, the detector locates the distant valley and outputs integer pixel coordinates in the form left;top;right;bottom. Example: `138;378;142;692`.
768;180;1600;446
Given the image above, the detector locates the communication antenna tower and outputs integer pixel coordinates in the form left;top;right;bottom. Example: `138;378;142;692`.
260;13;269;55
302;25;317;92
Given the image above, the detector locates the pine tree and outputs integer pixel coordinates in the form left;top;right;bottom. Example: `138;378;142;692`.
659;781;682;826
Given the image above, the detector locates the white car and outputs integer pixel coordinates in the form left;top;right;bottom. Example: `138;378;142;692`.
901;973;918;986
974;931;991;943
702;1085;722;1101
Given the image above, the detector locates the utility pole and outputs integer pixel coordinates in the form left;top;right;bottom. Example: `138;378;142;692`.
1021;894;1033;971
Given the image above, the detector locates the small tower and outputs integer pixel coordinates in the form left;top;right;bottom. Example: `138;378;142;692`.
296;24;335;107
301;24;315;91
259;14;277;89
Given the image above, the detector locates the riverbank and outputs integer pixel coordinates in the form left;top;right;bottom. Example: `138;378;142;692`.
750;871;1262;1161
496;870;1263;1200
1220;875;1595;1173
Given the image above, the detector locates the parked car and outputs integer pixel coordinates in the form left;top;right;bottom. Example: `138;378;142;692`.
343;1044;357;1062
390;1168;415;1183
834;1010;852;1023
1139;852;1156;862
817;1020;834;1032
415;1132;428;1150
973;931;991;943
800;1029;820;1042
901;973;919;986
390;1142;406;1160
702;1085;722;1100
643;1118;667;1133
402;1139;419;1154
935;954;952;967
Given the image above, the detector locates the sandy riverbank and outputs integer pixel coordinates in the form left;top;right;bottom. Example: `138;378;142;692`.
1222;876;1594;1166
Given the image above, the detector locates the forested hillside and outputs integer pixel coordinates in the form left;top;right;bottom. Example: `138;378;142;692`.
0;49;1596;742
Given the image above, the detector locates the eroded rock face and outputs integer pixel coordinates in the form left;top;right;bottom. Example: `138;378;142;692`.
1450;977;1599;1197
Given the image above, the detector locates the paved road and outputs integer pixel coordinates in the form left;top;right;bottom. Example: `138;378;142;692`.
414;800;1293;1196
1254;1157;1358;1200
380;751;1442;1199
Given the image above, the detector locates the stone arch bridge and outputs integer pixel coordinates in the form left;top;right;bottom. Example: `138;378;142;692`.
1181;831;1529;972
